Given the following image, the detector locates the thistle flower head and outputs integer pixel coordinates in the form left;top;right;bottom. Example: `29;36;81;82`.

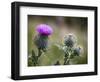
36;24;53;36
64;34;76;47
73;46;82;56
34;24;53;51
34;34;48;51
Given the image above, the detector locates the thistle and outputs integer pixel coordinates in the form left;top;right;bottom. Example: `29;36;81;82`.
63;34;82;65
34;24;53;51
33;24;53;63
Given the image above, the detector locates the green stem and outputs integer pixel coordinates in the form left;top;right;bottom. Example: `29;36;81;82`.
64;57;67;65
31;49;42;66
38;48;42;58
31;50;38;66
64;52;71;65
66;55;70;65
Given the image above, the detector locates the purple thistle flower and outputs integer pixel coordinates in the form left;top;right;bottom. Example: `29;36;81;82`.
36;24;53;36
34;24;53;51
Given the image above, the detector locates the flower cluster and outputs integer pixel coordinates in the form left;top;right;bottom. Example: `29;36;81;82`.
62;34;82;65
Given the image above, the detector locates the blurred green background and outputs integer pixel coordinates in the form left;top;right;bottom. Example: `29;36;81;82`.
28;15;88;66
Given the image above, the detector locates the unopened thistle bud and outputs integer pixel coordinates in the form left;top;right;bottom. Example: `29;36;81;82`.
64;34;76;48
73;46;82;56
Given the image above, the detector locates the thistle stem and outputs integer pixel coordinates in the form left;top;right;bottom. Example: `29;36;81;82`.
64;57;67;65
64;52;71;65
66;56;70;65
32;49;42;66
38;48;42;57
36;48;42;63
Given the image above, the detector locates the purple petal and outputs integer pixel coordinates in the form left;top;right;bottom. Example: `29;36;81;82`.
36;24;53;36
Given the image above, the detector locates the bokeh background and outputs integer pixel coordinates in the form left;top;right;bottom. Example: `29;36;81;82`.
28;15;88;66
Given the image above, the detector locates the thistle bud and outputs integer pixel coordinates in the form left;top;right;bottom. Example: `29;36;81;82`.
64;34;76;48
73;46;82;56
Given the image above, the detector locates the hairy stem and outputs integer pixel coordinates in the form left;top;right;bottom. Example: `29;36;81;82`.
64;52;71;65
